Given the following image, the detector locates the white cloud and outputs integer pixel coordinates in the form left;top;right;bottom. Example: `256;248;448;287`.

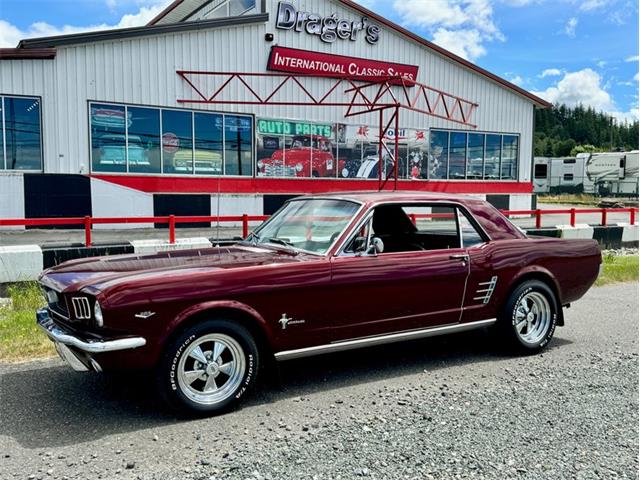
625;55;639;62
0;1;170;48
564;17;578;37
539;68;563;78
393;0;504;61
635;72;639;82
507;75;524;86
596;60;607;68
579;0;609;11
431;28;487;60
532;68;639;122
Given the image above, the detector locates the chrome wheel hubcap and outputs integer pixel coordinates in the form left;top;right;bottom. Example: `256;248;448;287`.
177;334;246;406
514;292;551;344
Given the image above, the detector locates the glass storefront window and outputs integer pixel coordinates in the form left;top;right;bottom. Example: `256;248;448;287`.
429;130;449;179
90;102;253;176
484;134;501;180
127;107;161;174
3;96;42;171
448;132;467;179
224;115;252;176
501;135;518;180
162;110;193;175
91;103;127;173
467;133;484;179
194;112;223;175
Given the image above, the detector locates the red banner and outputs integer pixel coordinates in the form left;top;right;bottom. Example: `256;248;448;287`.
267;46;419;83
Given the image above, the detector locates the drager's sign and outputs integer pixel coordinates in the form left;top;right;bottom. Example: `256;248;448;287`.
275;1;380;45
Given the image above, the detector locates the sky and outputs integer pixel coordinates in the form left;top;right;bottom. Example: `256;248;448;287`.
0;0;638;123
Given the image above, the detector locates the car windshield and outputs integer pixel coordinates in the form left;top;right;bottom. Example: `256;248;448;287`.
248;199;360;255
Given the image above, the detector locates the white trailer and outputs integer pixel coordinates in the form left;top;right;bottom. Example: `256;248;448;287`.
583;151;639;196
533;156;586;194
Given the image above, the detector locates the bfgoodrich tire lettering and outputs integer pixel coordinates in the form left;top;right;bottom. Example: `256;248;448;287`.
158;319;259;415
499;280;558;354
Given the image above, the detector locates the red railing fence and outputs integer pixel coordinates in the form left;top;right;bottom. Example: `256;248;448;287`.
0;208;636;248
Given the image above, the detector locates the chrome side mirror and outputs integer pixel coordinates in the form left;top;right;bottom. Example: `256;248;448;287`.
366;237;384;256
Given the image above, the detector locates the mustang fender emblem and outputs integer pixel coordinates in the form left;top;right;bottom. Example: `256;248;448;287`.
279;313;305;330
135;311;156;319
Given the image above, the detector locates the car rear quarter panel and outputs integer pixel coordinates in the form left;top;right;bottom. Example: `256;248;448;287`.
473;237;601;317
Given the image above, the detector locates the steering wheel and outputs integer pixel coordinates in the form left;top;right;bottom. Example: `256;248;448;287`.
329;231;341;244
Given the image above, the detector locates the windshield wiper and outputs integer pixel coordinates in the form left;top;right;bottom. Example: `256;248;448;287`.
268;237;294;247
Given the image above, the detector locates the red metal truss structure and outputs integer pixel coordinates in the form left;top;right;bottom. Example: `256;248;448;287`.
176;71;479;191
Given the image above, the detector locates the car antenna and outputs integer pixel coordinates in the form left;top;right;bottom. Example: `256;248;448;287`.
215;175;221;249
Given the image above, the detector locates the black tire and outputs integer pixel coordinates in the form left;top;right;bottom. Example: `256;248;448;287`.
498;280;558;354
157;319;259;415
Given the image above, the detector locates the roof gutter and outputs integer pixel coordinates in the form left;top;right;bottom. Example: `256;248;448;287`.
0;48;56;60
18;13;269;49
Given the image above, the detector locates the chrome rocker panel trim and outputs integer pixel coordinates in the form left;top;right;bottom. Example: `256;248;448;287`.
36;308;146;353
274;318;497;361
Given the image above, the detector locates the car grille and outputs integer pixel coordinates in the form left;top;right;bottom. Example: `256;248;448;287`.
43;287;69;319
263;164;297;177
71;297;92;320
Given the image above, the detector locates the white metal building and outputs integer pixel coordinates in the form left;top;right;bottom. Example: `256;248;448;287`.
0;0;550;223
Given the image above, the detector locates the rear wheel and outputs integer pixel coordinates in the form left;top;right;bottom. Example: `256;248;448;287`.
158;319;259;415
499;280;558;354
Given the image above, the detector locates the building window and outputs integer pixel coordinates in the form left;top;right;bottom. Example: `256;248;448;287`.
467;133;484;179
448;132;467;179
194;112;223;175
89;102;253;176
429;130;449;179
129;107;161;174
224;115;253;176
162;109;192;174
501;135;518;180
563;173;574;181
431;129;519;181
484;134;501;180
1;95;43;171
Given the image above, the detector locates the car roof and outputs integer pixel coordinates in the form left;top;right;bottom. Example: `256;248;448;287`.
302;191;483;205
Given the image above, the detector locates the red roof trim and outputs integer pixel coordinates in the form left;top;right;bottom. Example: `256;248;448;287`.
0;48;56;60
148;0;185;25
147;0;550;108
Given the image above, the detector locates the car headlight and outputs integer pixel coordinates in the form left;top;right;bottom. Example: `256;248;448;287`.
94;301;104;327
295;163;303;172
342;168;349;178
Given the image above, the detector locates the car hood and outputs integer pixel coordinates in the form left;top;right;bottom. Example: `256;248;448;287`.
39;244;315;294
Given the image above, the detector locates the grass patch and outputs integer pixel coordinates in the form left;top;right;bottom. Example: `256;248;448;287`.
538;193;601;206
0;282;54;362
595;255;639;286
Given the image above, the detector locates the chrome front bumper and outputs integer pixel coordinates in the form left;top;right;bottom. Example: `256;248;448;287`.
36;308;146;369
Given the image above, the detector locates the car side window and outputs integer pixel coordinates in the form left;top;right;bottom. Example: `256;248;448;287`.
368;204;461;254
457;209;486;248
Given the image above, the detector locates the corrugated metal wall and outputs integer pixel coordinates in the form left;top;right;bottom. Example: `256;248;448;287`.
0;0;535;181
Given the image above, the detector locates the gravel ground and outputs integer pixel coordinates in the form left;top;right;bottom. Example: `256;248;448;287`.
0;282;638;480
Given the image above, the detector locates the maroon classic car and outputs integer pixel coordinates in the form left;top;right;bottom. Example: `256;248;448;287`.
36;192;601;414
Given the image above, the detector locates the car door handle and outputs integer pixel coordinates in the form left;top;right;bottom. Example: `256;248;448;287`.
449;254;469;261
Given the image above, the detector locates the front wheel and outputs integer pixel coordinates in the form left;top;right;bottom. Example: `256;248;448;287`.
157;319;259;415
498;280;558;354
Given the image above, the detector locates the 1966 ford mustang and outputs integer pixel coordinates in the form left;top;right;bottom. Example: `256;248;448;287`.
36;192;601;414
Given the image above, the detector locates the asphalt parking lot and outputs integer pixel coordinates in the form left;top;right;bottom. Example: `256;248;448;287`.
0;281;638;480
